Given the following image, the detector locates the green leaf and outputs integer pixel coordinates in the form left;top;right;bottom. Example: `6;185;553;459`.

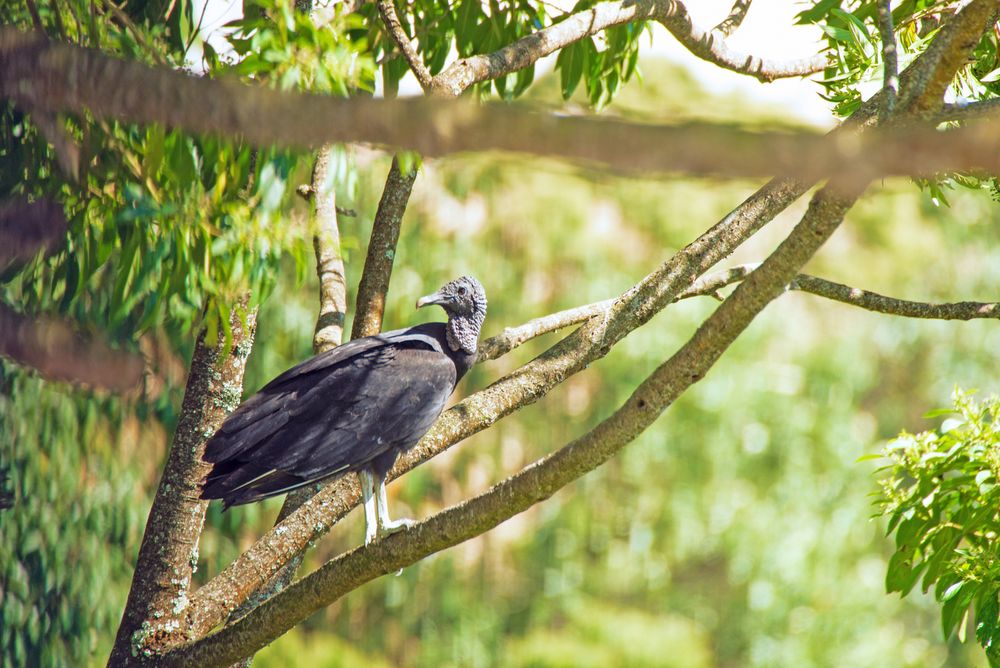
976;592;1000;648
557;41;585;100
821;24;854;44
942;582;974;639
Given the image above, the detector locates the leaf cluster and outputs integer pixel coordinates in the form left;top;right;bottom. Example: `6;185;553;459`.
554;19;646;110
798;1;1000;202
877;390;1000;665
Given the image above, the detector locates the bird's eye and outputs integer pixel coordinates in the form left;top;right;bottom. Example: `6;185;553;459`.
458;286;468;296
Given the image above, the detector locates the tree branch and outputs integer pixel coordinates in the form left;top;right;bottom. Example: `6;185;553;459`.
475;263;763;362
877;0;899;121
896;1;1000;113
713;0;753;37
655;0;826;83
8;29;1000;180
309;145;348;354
351;157;417;339
154;176;864;668
376;0;432;90
0;302;144;391
792;274;1000;319
109;301;257;666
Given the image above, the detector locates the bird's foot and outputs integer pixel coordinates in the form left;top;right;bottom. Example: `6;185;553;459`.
378;517;416;536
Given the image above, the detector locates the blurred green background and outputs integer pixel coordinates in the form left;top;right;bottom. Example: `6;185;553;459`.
4;60;1000;667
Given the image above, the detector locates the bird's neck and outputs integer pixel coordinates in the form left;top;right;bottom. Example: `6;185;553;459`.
446;312;484;357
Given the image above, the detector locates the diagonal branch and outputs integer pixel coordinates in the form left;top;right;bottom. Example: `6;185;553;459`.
376;0;433;90
476;262;765;362
154;179;864;668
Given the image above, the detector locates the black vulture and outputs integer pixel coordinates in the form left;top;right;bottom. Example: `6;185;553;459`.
201;275;487;544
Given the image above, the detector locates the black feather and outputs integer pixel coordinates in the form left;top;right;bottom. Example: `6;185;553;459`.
200;319;479;509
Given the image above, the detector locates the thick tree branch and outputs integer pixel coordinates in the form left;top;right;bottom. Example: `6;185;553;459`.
155;177;864;668
178;175;810;642
0;196;66;263
109;301;256;666
896;2;1000;113
351;157;417;339
376;0;432;90
713;0;753;37
0;303;144;391
7;29;1000;180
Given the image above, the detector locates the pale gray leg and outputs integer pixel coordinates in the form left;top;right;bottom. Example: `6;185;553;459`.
359;470;378;546
375;476;415;537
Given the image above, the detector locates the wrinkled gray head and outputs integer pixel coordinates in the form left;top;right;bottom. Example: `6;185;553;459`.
416;276;487;355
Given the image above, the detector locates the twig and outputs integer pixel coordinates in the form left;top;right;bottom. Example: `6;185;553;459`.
476;263;767;362
713;0;753;37
877;0;899;121
376;0;433;91
792;274;1000;319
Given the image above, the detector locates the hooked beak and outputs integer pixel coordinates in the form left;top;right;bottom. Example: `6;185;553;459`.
416;291;448;310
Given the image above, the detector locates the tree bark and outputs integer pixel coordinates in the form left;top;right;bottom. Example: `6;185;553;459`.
109;301;256;666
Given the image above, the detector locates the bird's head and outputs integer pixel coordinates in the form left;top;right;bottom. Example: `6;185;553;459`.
416;276;487;354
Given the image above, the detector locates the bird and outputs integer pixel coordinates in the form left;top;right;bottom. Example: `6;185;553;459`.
200;275;487;545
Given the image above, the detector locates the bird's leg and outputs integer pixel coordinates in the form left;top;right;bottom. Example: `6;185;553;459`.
359;470;379;546
375;476;415;537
